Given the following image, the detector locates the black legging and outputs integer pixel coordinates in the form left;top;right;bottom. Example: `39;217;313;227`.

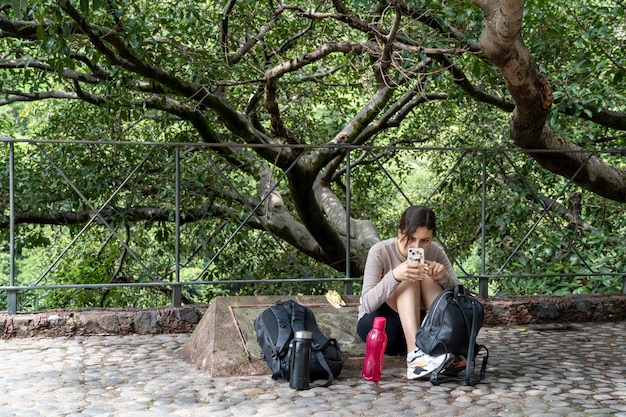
357;303;407;356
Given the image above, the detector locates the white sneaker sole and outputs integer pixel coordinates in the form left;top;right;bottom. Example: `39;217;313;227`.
407;353;453;380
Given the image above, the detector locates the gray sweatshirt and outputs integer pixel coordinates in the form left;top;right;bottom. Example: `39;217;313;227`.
358;237;459;319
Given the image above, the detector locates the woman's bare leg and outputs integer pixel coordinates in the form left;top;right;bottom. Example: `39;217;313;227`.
388;281;421;352
388;278;444;353
420;278;444;311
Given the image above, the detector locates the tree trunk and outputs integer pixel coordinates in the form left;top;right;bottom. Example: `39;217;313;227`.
472;0;626;203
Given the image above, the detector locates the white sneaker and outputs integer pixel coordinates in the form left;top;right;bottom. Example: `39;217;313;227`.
406;347;453;380
441;354;467;376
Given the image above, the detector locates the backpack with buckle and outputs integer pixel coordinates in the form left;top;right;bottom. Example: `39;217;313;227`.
254;300;343;387
415;285;489;385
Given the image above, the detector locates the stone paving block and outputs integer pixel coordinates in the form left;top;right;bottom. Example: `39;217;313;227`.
0;320;625;416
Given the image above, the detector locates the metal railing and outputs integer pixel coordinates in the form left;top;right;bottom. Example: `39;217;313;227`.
2;136;624;314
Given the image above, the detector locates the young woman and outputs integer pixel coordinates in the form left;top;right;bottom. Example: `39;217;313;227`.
357;205;464;379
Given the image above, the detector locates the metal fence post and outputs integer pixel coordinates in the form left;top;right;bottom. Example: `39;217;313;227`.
479;149;489;298
7;139;17;314
173;146;182;307
172;283;182;307
344;145;353;295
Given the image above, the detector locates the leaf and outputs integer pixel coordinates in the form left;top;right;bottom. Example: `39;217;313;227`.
80;0;90;14
11;0;25;19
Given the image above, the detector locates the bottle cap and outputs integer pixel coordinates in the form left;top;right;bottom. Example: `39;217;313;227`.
373;317;386;330
294;330;312;339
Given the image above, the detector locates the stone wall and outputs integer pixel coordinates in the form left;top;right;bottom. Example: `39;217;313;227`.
1;293;624;339
0;305;208;339
484;293;626;324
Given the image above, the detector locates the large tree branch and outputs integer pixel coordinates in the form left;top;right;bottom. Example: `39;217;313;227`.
0;58;101;83
562;104;626;131
56;1;278;154
255;164;327;260
434;54;515;112
529;127;626;202
471;0;626;203
0;205;213;227
264;41;368;147
0;90;78;105
0;15;41;39
314;163;380;246
435;54;626;131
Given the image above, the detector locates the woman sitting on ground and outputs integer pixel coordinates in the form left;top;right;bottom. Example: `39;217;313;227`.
357;205;465;379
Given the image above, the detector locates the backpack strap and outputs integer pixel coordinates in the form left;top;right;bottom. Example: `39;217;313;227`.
301;303;335;387
312;349;334;388
453;285;473;337
277;300;340;388
288;300;307;332
430;298;489;386
429;346;451;385
272;302;294;359
464;302;489;386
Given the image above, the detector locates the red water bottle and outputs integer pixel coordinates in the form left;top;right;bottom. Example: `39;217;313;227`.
362;316;388;382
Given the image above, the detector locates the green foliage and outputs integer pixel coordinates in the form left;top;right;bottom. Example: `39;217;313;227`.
0;0;624;312
422;148;624;295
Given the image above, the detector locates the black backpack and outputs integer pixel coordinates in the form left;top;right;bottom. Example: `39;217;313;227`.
254;300;343;387
415;285;489;385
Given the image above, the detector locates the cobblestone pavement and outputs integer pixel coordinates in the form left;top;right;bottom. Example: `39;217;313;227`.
0;320;624;417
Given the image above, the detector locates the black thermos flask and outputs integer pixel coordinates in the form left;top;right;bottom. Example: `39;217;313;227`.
289;330;312;390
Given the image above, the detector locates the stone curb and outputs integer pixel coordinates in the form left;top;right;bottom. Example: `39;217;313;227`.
0;305;208;339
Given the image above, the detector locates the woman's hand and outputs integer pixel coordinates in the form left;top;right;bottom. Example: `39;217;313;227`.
424;260;445;281
393;261;445;283
392;261;430;282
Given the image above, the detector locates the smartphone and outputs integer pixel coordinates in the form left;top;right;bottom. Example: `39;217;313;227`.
407;247;424;263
